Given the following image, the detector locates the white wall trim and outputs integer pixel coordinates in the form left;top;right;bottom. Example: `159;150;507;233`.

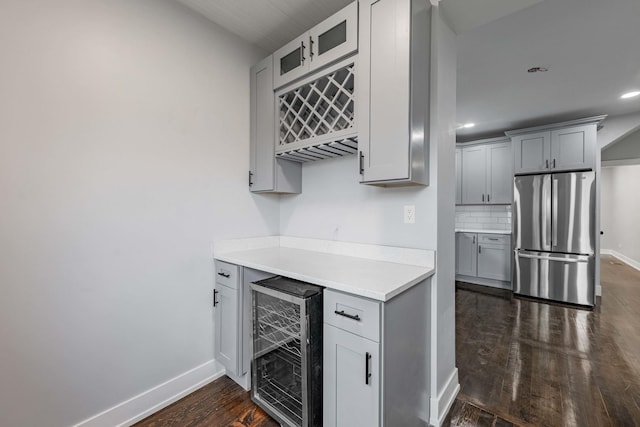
429;368;460;427
73;360;224;427
601;248;640;272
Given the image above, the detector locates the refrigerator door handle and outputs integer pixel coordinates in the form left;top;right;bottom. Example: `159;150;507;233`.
517;252;589;263
552;178;558;247
543;175;552;250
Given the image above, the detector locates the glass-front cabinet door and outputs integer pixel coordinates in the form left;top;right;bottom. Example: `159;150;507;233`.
309;2;358;71
273;34;310;89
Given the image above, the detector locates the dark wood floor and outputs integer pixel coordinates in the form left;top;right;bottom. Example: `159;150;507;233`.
136;256;640;427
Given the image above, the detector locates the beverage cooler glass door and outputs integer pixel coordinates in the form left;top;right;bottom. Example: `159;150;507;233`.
514;174;551;251
251;285;306;427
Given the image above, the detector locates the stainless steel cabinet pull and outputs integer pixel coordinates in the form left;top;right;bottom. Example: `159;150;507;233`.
472;235;476;244
213;289;219;307
218;272;230;278
300;41;305;64
359;152;364;175
546;159;549;169
479;245;482;254
482;194;485;202
552;158;556;168
365;352;372;385
487;194;491;202
309;36;314;59
334;310;361;321
248;171;253;186
488;237;499;241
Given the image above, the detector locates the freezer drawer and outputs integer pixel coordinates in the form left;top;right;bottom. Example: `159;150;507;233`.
514;250;595;306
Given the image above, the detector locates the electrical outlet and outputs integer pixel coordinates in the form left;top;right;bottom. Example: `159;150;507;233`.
404;205;416;224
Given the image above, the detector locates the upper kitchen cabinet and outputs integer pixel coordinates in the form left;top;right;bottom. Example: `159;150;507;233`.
459;138;512;205
358;0;431;186
508;115;606;175
249;55;301;193
273;2;358;90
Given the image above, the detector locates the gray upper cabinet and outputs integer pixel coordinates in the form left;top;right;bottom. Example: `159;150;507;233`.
358;0;430;186
461;145;486;204
455;148;462;205
459;139;512;205
509;116;604;175
273;2;358;90
550;124;596;172
512;130;550;174
249;55;301;193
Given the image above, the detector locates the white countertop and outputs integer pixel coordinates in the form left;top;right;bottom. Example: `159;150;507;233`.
214;237;435;302
455;228;511;235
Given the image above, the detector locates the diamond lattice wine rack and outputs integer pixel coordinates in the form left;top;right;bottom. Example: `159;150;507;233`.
275;59;357;162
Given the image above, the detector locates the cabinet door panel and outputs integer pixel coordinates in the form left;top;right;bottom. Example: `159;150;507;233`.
461;146;486;204
550;125;595;171
514;131;551;174
487;142;512;204
456;233;478;277
359;0;411;182
477;243;511;282
273;34;310;89
324;324;380;427
214;283;239;375
250;56;275;192
310;2;358;70
455;148;462;205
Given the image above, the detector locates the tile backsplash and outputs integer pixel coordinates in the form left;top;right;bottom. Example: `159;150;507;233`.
455;205;512;231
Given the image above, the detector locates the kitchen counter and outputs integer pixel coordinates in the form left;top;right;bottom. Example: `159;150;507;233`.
456;228;511;235
214;236;435;302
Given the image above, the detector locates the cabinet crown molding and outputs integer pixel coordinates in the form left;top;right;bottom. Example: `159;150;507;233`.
505;115;608;137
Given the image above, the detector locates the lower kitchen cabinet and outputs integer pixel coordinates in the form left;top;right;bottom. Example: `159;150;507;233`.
323;324;380;427
456;232;511;289
213;282;240;376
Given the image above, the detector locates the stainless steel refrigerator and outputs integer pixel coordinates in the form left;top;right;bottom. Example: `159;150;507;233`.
513;171;596;306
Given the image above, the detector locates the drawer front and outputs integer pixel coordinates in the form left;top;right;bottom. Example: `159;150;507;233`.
215;260;240;289
324;289;380;342
478;234;510;245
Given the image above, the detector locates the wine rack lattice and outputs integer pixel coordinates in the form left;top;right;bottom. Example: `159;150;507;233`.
277;63;356;162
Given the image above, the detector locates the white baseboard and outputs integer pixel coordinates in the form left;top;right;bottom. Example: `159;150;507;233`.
430;368;460;427
601;248;640;272
73;359;225;427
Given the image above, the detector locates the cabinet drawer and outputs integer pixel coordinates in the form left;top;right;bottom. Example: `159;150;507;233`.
215;260;239;289
478;234;510;245
324;289;380;342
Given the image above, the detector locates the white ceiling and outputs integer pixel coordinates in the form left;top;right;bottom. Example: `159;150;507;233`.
176;0;640;142
456;0;640;141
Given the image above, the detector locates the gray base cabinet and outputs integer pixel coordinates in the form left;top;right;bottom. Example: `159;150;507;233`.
323;324;380;427
214;261;242;376
323;281;430;427
456;233;511;288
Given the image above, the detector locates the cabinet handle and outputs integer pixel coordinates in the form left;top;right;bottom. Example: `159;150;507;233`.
309;36;314;60
472;235;476;244
482;194;485;202
334;310;361;321
365;352;372;385
218;272;230;278
300;41;306;64
479;245;482;254
487;194;491;202
359;151;364;175
248;171;253;186
213;289;219;307
488;237;499;241
552;158;556;168
546;159;549;169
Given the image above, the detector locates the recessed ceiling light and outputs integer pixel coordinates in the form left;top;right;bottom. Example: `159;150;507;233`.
462;123;475;128
620;91;640;99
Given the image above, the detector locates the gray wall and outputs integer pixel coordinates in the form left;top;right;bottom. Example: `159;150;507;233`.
602;128;640;163
0;1;278;426
600;165;640;265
